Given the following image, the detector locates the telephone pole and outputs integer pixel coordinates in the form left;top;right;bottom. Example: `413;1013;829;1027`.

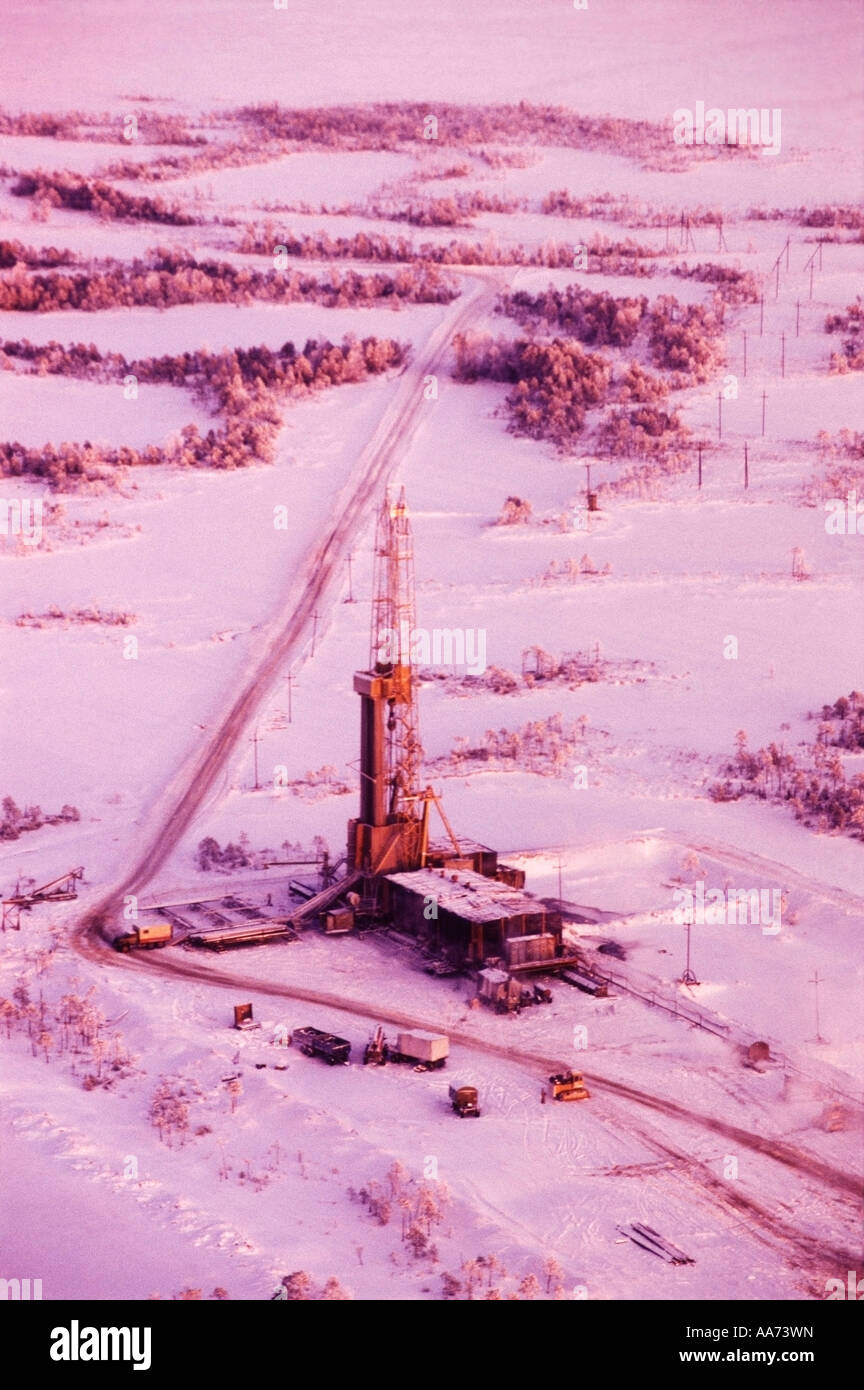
809;970;826;1043
251;726;261;791
679;917;699;986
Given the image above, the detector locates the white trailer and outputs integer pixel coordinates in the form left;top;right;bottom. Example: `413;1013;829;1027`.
392;1030;449;1069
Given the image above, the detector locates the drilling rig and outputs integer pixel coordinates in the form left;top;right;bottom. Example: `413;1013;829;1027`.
348;488;431;876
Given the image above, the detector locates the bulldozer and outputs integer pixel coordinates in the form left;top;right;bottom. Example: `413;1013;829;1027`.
548;1068;590;1102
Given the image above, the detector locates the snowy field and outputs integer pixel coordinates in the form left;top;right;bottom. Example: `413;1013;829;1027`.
0;0;862;1305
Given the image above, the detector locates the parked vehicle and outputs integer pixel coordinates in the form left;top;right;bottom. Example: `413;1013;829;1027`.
363;1024;389;1066
389;1030;449;1071
113;921;172;953
548;1068;590;1101
292;1025;351;1065
449;1081;480;1117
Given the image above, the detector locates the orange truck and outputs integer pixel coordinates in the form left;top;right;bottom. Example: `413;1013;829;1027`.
113;921;173;953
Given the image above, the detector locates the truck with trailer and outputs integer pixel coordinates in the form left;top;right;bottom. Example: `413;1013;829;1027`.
363;1027;449;1070
389;1030;449;1071
292;1025;351;1065
113;921;173;953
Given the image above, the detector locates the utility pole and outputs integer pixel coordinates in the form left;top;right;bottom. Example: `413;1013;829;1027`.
744;441;749;490
557;856;563;904
759;295;764;335
795;300;801;337
344;552;354;603
697;441;703;489
742;329;747;378
780;332;785;379
286;669;294;724
679;917;699;986
761;390;768;437
809;263;814;300
809;970;825;1042
251;726;261;791
311;610;319;658
717;217;728;253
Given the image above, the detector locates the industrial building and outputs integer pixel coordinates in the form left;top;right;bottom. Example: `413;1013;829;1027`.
384;865;562;967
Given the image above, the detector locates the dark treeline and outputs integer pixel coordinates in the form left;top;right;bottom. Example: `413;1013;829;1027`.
232;101;726;168
0;106;204;144
0;334;406;488
501;287;648;347
825;297;864;371
0;238;75;269
712;724;864;840
541;190;728;231
500;287;725;384
1;795;80;840
748;205;864;230
814;693;864;751
0;249;456;312
11;172;196;225
453;332;611;448
669;262;760;303
239;223;653;273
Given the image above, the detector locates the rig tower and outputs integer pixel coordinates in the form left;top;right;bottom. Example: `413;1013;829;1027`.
348;489;428;875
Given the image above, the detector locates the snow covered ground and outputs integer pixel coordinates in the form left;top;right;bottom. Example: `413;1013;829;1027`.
1;0;862;1304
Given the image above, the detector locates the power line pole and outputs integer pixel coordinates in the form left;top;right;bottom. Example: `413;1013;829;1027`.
780;332;786;378
809;970;825;1042
680;917;699;986
344;551;354;603
759;295;764;335
311;610;319;658
251;726;261;791
795;300;801;337
761;390;768;437
697;441;703;489
286;670;293;724
744;441;749;491
742;329;747;378
717;391;723;442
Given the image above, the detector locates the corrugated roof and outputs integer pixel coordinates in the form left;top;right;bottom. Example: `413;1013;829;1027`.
386;866;544;924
